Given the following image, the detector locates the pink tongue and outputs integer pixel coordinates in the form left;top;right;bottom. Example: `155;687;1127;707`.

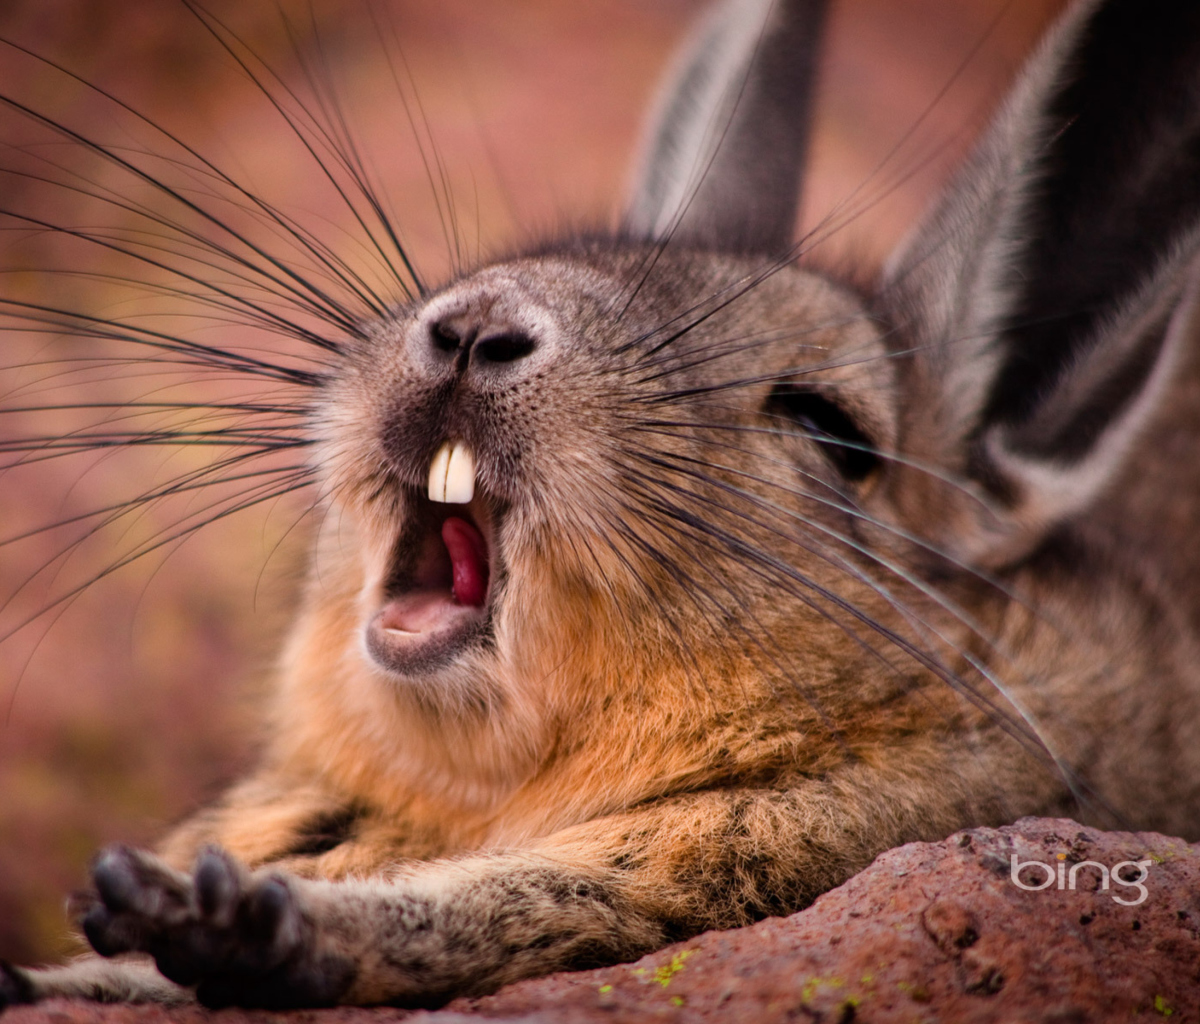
442;517;489;607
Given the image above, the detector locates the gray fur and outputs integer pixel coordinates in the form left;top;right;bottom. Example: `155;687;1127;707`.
882;0;1200;564
626;0;828;251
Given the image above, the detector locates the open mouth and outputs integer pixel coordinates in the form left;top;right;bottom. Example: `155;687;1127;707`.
365;441;497;675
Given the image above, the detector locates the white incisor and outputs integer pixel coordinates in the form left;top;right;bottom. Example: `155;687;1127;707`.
428;440;476;504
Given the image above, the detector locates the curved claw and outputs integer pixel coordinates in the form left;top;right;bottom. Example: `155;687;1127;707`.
93;845;191;920
195;847;241;925
244;878;302;957
92;845;145;914
67;888;127;957
80;900;128;958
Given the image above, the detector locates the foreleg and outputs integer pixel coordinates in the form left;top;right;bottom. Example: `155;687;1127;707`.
66;746;1019;1007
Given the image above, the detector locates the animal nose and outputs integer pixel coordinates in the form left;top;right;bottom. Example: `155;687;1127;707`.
428;320;537;370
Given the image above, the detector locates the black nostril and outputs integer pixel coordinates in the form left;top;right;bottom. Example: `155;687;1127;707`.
427;319;536;368
474;333;536;364
430;322;461;355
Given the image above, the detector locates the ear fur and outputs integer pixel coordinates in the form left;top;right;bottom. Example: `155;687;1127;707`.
880;0;1200;566
625;0;829;253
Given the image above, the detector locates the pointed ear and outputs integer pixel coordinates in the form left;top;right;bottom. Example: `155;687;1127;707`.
880;0;1200;566
625;0;830;253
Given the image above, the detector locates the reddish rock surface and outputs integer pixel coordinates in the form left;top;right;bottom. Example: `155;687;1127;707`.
6;818;1198;1023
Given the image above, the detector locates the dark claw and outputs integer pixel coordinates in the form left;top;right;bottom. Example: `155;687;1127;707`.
82;898;154;959
92;846;143;914
0;962;34;1011
67;888;109;951
247;878;290;946
81;901;120;957
93;845;190;922
85;845;194;959
195;847;239;923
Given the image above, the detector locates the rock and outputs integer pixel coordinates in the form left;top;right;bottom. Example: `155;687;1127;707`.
5;818;1198;1023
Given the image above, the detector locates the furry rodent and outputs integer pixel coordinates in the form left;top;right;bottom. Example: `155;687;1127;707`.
4;0;1200;1009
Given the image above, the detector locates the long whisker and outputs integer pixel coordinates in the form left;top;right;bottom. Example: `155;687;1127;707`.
632;439;1070;741
0;462;312;549
617;452;1065;772
0;38;399;320
180;0;424;300
600;484;861;741
0;103;367;342
0;472;316;646
0;300;323;383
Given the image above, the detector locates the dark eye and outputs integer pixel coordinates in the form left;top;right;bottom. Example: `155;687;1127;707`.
764;383;879;482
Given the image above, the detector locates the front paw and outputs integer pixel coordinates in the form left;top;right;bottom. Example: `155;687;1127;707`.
80;845;353;1008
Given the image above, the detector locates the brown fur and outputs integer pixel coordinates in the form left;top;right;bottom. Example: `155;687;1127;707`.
3;0;1200;1009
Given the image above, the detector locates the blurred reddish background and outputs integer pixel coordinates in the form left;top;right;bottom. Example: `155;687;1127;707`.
0;0;1066;965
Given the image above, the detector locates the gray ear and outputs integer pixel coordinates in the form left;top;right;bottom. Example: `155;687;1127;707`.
625;0;829;253
881;0;1200;565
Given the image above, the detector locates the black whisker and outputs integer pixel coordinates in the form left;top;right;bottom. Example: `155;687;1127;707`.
180;0;424;300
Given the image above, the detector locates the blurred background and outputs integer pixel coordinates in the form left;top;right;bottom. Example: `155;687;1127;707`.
0;0;1066;964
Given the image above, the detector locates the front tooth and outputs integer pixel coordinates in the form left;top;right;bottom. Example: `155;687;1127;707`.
427;440;475;504
428;441;452;502
443;440;476;504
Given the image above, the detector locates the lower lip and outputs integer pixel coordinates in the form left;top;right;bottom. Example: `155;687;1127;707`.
365;595;490;675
